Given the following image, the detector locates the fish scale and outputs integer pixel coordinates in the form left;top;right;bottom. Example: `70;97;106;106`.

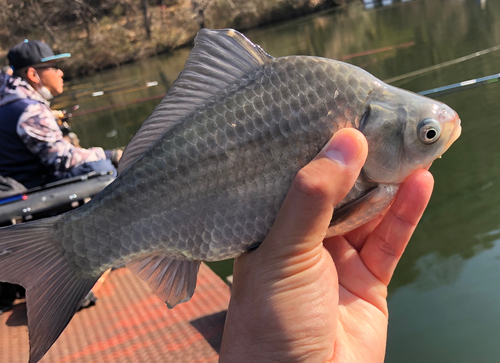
58;57;361;272
0;28;461;363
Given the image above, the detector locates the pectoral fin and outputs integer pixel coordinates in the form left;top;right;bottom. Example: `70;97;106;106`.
327;184;399;237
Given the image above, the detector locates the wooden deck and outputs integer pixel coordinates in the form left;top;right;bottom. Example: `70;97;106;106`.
0;264;230;363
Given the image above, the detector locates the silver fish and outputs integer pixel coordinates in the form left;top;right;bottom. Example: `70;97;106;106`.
0;28;461;362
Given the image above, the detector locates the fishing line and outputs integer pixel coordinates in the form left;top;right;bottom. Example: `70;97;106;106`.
384;44;500;84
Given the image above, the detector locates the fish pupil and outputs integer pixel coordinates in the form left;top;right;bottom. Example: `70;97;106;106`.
426;129;437;140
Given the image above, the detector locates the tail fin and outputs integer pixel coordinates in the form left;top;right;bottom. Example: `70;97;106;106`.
0;216;99;363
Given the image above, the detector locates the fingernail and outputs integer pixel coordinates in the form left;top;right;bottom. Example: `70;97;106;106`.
324;131;359;167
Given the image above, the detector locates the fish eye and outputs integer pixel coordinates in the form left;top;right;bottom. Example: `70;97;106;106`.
418;118;441;144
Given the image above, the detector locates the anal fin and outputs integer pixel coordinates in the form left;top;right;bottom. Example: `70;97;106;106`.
127;254;201;308
327;183;399;237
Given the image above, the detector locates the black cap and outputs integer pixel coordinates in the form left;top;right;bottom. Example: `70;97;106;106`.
7;40;71;71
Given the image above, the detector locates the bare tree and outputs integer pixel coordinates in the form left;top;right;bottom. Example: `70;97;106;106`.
141;0;151;39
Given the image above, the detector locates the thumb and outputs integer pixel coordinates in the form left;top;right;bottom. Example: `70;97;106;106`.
259;128;368;261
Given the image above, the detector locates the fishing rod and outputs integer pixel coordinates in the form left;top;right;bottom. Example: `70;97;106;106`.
417;73;500;98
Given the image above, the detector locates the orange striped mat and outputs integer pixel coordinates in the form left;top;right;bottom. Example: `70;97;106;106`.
0;263;230;363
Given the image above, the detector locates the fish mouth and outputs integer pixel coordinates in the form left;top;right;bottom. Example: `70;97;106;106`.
442;114;462;154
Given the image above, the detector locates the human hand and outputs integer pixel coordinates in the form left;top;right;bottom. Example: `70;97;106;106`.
109;149;123;168
219;128;434;363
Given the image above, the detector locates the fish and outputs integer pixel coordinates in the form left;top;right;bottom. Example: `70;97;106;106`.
0;28;461;362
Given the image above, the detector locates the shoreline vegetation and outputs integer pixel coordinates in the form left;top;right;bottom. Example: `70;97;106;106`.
0;0;353;78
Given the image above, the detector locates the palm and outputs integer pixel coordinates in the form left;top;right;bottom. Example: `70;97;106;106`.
265;232;390;363
326;232;389;363
334;284;388;363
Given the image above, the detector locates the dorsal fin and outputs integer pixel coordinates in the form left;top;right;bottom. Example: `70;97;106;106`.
118;28;274;174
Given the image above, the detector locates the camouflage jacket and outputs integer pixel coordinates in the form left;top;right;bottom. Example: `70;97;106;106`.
0;73;107;185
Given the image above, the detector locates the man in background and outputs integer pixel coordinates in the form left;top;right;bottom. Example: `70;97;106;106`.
0;40;120;313
0;40;121;189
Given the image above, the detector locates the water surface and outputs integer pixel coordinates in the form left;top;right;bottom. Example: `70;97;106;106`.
54;1;500;361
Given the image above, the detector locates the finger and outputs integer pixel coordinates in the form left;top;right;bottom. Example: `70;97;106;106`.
260;128;368;262
359;169;434;285
343;214;384;252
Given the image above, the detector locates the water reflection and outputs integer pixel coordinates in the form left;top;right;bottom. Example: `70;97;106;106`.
387;236;500;363
411;253;465;291
52;48;191;150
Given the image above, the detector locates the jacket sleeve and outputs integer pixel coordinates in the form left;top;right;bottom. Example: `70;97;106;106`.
16;103;107;176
